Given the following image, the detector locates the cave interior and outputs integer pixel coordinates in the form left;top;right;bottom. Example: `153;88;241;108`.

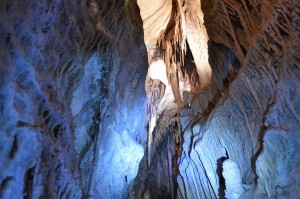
0;0;300;198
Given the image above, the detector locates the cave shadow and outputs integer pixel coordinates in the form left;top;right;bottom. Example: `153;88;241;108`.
216;156;228;199
250;99;274;184
201;42;241;120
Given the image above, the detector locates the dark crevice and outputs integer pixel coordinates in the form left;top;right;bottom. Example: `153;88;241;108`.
241;45;247;56
16;120;33;128
245;0;253;11
9;135;18;159
182;42;200;89
0;176;15;198
23;166;36;199
53;123;62;139
216;156;229;199
200;0;216;27
230;15;243;30
251;100;275;184
225;31;235;43
172;121;182;199
251;124;266;184
43;110;49;118
77;100;101;197
0;176;15;190
199;42;241;120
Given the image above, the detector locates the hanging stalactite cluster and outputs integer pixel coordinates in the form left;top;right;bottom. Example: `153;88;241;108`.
157;0;211;107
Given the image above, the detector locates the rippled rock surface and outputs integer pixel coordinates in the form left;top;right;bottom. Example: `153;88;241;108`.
0;0;147;198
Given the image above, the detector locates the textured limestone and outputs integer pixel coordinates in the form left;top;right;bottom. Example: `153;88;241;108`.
0;0;147;198
178;0;300;198
1;0;299;198
0;0;88;197
135;0;300;198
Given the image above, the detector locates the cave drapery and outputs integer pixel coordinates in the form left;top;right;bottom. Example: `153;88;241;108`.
0;0;300;198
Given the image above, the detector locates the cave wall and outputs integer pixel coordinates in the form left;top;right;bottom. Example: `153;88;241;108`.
0;0;147;198
135;0;300;198
133;0;213;198
178;0;300;198
1;0;299;198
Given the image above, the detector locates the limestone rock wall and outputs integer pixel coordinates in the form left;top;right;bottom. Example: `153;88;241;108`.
1;0;299;198
0;0;147;198
178;0;300;198
0;1;88;197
